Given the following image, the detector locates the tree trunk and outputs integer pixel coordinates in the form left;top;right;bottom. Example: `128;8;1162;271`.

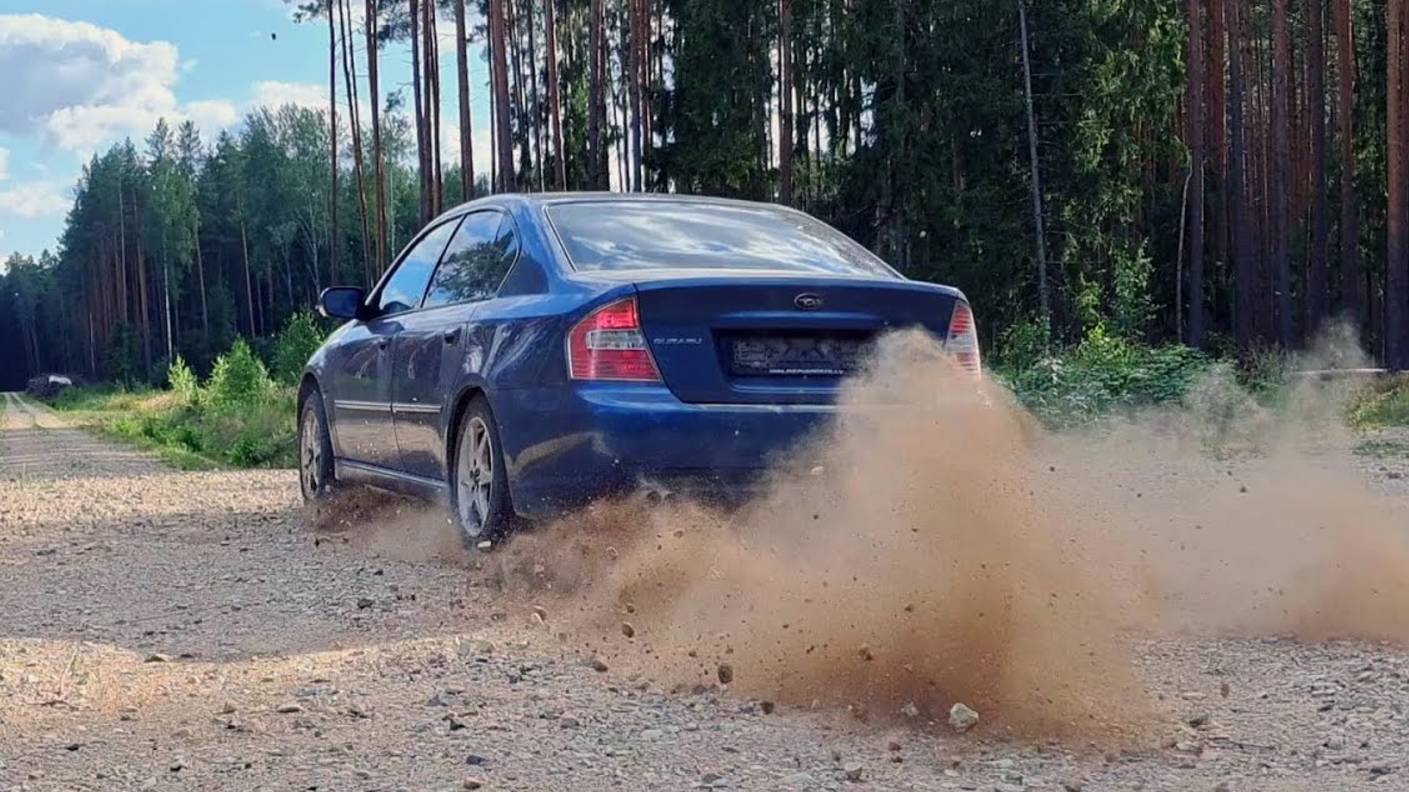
241;217;256;336
410;0;429;222
589;0;605;189
162;250;173;362
134;192;153;376
367;0;388;271
641;0;653;188
338;0;373;284
1335;0;1359;322
425;0;443;214
1018;0;1049;326
193;213;208;336
527;0;544;191
546;0;566;190
490;0;515;191
629;0;644;191
455;0;476;200
1186;0;1206;346
1388;0;1408;368
779;0;794;205
1271;0;1292;346
1208;0;1228;320
1307;0;1329;335
328;0;339;278
1230;0;1254;347
507;0;528;187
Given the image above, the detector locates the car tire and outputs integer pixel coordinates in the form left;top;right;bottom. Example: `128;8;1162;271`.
298;392;337;502
451;396;512;545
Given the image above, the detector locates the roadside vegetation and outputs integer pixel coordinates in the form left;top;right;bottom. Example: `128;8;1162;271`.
47;313;325;470
1348;375;1409;430
41;304;1409;470
992;324;1220;428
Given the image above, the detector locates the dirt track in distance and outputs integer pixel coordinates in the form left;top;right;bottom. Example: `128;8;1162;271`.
2;389;1409;791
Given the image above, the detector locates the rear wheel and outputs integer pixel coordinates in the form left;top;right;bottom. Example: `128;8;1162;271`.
298;394;336;502
451;397;511;544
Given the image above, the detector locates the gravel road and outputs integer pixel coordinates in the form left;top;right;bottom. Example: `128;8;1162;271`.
2;391;1408;791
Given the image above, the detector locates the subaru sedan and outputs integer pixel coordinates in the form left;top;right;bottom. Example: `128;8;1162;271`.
297;194;979;543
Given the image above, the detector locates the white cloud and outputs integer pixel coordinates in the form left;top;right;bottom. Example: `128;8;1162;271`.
253;80;328;111
184;100;240;132
0;180;69;219
434;121;493;179
0;14;234;155
0;147;8;182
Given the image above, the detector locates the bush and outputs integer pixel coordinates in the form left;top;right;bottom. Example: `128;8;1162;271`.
996;325;1212;427
990;317;1051;371
167;355;199;404
270;311;327;386
1349;374;1409;429
206;338;274;407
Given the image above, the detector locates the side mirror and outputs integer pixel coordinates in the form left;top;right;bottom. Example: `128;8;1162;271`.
319;286;366;320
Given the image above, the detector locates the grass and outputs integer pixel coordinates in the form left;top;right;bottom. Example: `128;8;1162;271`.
1348;374;1409;430
49;385;298;470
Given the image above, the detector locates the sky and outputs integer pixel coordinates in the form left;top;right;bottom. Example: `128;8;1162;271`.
0;0;492;263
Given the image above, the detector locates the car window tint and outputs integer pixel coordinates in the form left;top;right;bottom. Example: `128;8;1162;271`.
424;212;516;307
546;201;895;278
377;219;459;315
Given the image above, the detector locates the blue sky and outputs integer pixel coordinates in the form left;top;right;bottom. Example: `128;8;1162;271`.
0;1;491;262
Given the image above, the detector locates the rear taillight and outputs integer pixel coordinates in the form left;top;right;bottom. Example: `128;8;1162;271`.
945;301;981;374
567;297;662;381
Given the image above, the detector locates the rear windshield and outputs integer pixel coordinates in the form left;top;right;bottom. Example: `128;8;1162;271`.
546;200;896;278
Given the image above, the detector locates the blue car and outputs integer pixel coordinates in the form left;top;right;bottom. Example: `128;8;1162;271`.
298;194;979;542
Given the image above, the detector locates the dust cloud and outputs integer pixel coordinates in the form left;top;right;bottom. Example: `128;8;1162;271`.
499;331;1153;740
354;327;1409;741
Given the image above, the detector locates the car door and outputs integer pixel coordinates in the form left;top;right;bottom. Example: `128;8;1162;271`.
390;210;511;480
330;218;457;470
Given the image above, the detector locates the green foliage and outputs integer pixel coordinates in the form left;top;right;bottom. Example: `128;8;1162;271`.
51;385;132;412
51;383;297;469
167;354;199;404
1349;375;1409;429
105;323;144;386
270;311;326;386
206;338;275;407
996;325;1212;426
990;317;1052;370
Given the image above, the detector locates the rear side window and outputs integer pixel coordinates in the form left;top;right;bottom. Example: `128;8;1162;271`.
377;219;458;315
424;211;518;307
546;200;895;278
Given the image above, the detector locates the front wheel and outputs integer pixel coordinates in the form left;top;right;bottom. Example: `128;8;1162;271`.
451;397;511;544
298;394;337;502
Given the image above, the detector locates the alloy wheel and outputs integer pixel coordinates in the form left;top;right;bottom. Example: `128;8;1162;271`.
457;416;494;537
300;406;323;499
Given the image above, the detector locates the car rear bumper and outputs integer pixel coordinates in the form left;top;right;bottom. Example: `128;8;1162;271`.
496;384;836;519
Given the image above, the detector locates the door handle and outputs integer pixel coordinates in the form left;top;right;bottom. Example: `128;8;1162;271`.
443;328;461;345
377;337;389;350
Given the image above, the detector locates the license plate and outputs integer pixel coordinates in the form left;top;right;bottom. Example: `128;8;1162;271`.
730;336;870;377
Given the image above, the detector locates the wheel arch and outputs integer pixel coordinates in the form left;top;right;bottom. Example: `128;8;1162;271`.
445;383;520;515
296;372;322;411
445;383;487;470
296;372;332;453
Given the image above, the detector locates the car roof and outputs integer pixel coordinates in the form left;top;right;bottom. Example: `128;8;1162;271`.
437;192;798;219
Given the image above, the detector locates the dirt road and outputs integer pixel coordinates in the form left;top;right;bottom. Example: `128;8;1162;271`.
1;391;1407;791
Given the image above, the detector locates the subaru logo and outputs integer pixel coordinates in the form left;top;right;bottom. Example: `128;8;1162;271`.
794;293;824;311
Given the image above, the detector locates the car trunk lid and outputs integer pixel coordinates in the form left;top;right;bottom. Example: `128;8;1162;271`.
632;275;961;404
